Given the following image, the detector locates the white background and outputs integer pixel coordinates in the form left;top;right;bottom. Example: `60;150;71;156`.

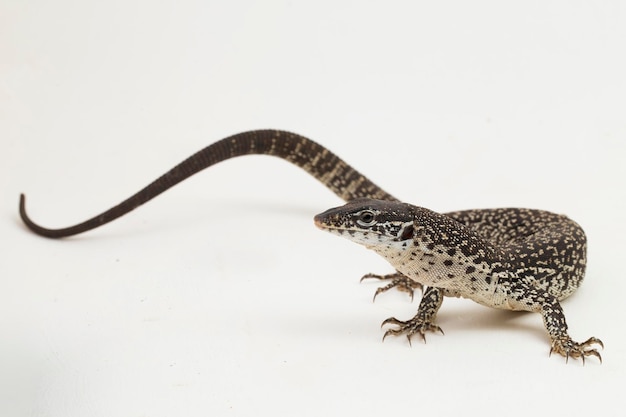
2;1;625;416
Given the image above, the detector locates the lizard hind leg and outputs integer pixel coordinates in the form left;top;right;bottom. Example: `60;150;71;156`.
541;296;604;363
361;271;423;302
381;286;445;346
510;281;604;363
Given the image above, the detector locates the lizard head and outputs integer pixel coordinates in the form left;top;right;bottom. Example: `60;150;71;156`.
314;198;416;248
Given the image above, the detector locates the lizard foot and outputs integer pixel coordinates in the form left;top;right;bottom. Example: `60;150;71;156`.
361;272;422;302
549;336;604;364
381;316;444;346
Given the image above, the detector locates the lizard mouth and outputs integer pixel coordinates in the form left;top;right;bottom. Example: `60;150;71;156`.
313;213;331;230
313;205;346;231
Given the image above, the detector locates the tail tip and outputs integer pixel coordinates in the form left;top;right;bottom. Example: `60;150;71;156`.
19;193;26;213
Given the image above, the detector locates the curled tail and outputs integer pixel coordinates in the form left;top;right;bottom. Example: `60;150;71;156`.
20;129;396;238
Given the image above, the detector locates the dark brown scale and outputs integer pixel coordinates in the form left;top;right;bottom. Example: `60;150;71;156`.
19;129;396;238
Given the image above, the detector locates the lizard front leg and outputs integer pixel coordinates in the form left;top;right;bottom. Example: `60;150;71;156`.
381;286;445;345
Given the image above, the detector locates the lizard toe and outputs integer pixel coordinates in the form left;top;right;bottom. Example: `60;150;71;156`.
549;336;604;364
361;272;422;302
381;315;444;345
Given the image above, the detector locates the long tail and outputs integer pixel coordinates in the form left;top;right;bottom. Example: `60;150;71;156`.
20;129;397;238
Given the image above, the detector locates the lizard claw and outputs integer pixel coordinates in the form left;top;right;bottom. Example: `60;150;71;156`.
361;272;422;302
381;316;444;346
549;336;604;364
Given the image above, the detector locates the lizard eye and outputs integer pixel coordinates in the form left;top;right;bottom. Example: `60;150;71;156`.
356;210;377;227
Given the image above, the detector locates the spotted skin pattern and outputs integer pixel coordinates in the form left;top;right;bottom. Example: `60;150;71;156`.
19;130;602;362
315;199;603;363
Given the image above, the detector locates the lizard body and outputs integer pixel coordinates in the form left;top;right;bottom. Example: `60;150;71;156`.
314;200;602;362
19;129;602;362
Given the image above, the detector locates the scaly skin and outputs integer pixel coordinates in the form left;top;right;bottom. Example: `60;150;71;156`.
315;199;603;363
19;129;601;362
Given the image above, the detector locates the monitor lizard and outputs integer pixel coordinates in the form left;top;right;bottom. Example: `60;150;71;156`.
19;129;603;363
